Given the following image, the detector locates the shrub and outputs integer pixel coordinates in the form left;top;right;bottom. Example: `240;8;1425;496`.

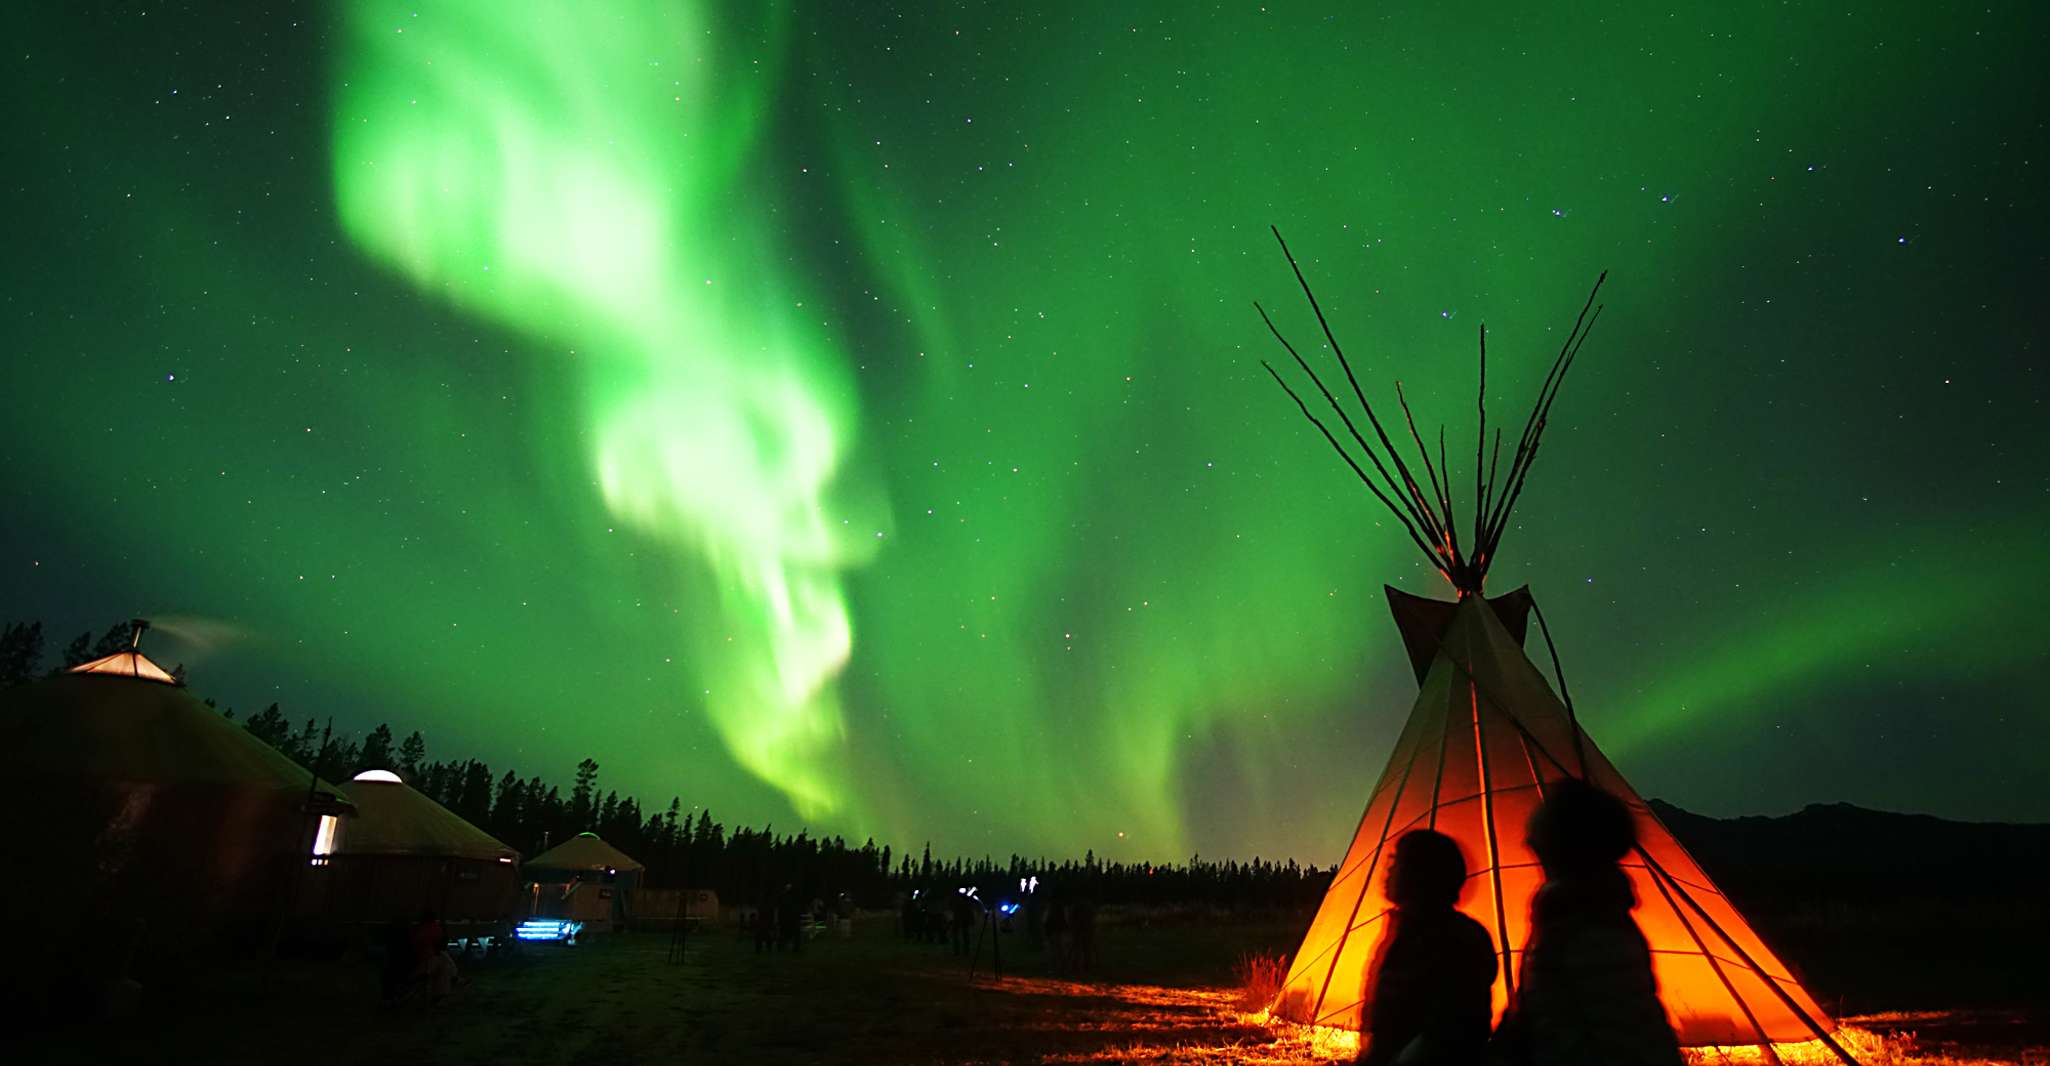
1233;951;1289;1013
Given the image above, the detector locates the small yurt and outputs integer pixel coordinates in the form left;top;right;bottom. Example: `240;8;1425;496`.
317;769;520;931
0;623;353;955
524;832;644;928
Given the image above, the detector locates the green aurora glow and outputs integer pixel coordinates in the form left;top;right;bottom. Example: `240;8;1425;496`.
333;1;874;820
3;2;2044;862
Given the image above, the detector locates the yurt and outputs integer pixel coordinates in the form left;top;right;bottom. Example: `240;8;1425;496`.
524;832;644;928
315;769;520;930
0;623;353;953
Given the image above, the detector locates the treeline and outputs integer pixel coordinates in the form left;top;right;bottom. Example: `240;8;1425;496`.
3;619;1331;912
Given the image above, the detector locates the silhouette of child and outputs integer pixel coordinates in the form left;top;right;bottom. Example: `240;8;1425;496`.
1493;779;1682;1066
1358;830;1497;1066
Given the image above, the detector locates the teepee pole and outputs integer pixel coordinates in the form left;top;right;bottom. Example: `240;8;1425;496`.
1475;325;1488;552
1438;427;1458;565
1256;306;1447;554
1260;360;1445;567
1478;283;1604;563
1465;687;1857;1064
1634;847;1861;1066
1257;301;1429;531
1269;228;1457;562
1395;382;1457;559
1641;859;1786;1066
1469;680;1516;1004
1426;691;1453;830
1307;718;1432;1024
1527;596;1589;778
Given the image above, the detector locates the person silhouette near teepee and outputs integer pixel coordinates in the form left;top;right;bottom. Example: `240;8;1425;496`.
1357;830;1497;1066
1492;780;1683;1066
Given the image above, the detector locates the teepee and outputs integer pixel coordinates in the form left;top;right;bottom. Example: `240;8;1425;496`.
1255;230;1852;1062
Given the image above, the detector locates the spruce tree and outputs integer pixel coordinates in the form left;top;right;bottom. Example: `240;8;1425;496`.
457;760;493;824
359;724;395;770
492;770;522;836
571;758;600;828
60;632;92;670
397;731;427;780
244;703;290;748
0;621;45;685
283;717;322;766
91;621;134;657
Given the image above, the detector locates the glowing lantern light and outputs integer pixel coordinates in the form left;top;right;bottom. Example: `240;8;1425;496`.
309;814;341;866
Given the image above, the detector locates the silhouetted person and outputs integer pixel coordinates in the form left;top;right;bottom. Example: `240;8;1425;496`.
1043;897;1069;971
752;900;775;953
776;884;803;954
379;917;416;1004
1357;830;1496;1066
408;909;459;1003
1024;891;1044;950
949;890;976;955
1493;780;1682;1066
1067;896;1096;974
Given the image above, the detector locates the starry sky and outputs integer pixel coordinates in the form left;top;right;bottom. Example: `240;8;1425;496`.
4;2;2045;863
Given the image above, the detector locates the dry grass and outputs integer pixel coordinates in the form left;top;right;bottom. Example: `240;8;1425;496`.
1233;951;1291;1012
1212;1013;2043;1066
1223;1019;2039;1066
1680;1023;2016;1066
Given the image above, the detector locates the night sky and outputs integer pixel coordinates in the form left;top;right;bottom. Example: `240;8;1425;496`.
5;2;2044;864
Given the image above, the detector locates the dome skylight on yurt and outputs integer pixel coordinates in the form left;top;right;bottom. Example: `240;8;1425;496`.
351;769;404;783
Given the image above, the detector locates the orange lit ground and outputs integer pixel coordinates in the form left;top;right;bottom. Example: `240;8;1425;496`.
20;918;2044;1065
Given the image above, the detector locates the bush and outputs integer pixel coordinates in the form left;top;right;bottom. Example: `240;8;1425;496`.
1233;951;1290;1012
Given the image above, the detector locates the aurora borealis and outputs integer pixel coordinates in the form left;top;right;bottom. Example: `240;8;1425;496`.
4;2;2044;863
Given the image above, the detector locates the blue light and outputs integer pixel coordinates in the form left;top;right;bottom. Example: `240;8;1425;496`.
514;919;584;942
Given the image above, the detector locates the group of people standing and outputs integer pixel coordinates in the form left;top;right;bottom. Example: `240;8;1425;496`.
898;888;981;954
1037;893;1096;974
751;884;828;953
899;886;1099;972
1358;780;1683;1066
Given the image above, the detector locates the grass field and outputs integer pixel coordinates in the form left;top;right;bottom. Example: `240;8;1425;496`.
20;914;2045;1065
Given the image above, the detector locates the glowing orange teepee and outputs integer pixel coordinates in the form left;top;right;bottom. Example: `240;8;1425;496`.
1253;228;1851;1060
1271;587;1839;1048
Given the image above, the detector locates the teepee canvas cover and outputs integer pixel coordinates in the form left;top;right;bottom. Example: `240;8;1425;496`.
1273;589;1834;1045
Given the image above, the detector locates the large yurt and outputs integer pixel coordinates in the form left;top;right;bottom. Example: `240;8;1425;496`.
316;769;520;930
0;624;353;956
524;831;644;928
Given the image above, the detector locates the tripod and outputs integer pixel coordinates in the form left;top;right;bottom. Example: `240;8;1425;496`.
666;853;693;965
665;889;690;963
966;903;1003;979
